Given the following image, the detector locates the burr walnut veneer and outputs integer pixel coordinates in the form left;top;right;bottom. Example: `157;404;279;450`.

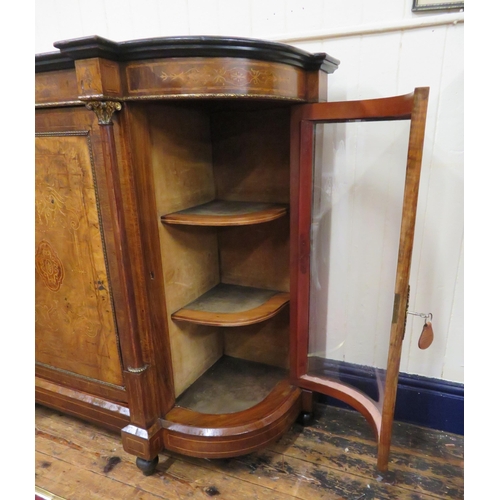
35;35;428;473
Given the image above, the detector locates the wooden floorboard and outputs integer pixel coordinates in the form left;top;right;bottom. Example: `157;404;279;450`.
35;403;463;499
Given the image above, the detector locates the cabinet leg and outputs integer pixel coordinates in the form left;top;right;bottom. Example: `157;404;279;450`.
297;410;314;426
136;456;159;476
297;389;315;426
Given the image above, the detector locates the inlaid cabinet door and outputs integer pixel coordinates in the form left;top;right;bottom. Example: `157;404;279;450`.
35;109;124;389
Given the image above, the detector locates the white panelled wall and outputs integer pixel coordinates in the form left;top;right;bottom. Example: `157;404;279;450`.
35;0;464;384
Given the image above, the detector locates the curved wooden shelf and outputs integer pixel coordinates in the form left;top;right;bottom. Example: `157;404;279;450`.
161;379;302;458
175;356;288;415
161;200;288;226
171;283;290;327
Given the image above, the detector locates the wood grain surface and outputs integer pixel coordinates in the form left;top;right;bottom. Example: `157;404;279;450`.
161;200;288;226
125;57;307;100
172;284;290;327
35;132;123;386
162;380;302;458
35;68;79;105
35;402;463;499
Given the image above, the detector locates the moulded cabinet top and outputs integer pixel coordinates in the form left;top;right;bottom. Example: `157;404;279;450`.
35;34;340;74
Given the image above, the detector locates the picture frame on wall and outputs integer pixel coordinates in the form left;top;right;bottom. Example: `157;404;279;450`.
412;0;464;11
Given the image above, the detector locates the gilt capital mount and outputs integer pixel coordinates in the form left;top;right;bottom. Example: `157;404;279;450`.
85;101;122;125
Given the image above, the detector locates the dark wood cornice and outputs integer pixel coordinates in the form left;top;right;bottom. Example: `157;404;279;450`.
35;35;340;74
35;51;75;72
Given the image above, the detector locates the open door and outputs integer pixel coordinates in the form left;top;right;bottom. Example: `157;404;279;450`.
290;88;429;470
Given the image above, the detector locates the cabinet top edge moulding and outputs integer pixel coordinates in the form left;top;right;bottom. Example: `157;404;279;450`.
35;35;340;106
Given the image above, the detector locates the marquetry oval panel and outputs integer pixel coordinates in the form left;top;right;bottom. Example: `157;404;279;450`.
125;57;307;100
35;240;65;291
35;132;123;386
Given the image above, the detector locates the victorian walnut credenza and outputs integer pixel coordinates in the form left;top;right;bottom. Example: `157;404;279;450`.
35;35;428;474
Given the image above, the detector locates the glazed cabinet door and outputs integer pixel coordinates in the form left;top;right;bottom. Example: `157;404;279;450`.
289;89;429;470
35;106;126;404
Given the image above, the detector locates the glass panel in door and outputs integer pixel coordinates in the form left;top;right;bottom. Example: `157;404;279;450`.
307;119;411;406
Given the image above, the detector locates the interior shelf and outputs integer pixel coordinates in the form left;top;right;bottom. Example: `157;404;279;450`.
162;356;301;459
161;200;288;226
171;283;290;327
175;355;288;414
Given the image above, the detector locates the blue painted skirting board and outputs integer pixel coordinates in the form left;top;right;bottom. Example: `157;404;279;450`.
311;358;464;435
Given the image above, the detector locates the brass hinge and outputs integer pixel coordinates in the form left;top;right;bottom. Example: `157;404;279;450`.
392;285;411;339
403;285;410;339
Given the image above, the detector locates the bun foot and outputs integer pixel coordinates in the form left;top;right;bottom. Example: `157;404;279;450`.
136;456;159;476
297;411;314;426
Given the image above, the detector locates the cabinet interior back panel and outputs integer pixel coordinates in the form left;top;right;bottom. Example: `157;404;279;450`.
150;105;216;213
223;308;290;369
212;107;291;292
211;107;290;204
212;106;291;369
218;218;290;292
148;104;223;396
